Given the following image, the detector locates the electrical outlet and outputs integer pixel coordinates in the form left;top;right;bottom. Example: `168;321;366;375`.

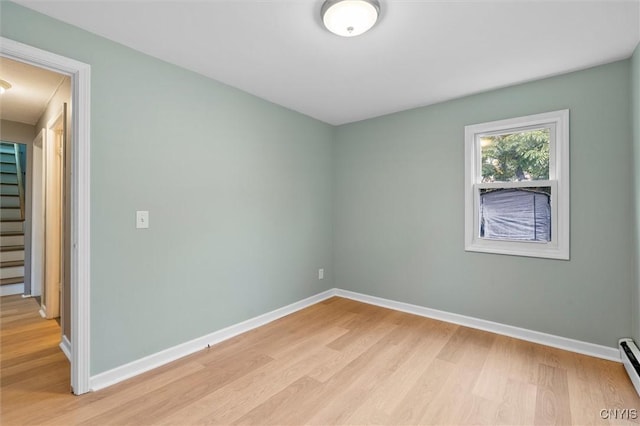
136;211;149;229
318;268;324;280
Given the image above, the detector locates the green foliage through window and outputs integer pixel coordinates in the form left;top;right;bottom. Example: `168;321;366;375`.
481;129;550;182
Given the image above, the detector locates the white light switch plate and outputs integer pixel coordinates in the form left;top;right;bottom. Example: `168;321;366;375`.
136;211;149;229
318;268;324;280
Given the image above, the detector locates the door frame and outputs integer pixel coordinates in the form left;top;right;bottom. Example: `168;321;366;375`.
30;129;45;299
1;37;91;395
42;109;65;320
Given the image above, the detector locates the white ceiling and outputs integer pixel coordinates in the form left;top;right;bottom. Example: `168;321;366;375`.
11;0;640;125
0;57;67;125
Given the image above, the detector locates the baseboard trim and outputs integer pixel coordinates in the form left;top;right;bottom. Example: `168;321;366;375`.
88;286;621;392
89;289;336;391
0;283;24;296
60;335;71;361
334;289;620;362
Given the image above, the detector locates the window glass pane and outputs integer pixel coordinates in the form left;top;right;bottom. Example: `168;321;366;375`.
481;128;549;182
480;187;551;242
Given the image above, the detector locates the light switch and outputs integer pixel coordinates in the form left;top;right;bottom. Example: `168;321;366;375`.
318;268;324;280
136;211;149;229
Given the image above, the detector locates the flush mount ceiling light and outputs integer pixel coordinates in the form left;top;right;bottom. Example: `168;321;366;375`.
321;0;380;37
0;79;11;94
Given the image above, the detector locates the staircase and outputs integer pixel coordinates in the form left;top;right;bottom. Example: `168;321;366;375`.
0;142;26;294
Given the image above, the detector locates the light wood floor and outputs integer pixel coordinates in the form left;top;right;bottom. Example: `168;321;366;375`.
1;294;639;425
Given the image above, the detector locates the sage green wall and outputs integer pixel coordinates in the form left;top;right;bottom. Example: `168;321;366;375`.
334;61;633;348
1;2;334;375
632;43;640;343
1;1;636;377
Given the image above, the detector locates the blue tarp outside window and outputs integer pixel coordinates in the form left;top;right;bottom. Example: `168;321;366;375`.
480;189;551;242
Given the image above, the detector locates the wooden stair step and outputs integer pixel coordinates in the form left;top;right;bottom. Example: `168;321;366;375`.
0;276;23;286
0;260;24;268
0;245;24;252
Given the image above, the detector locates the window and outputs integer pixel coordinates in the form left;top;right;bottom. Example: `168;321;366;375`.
464;110;569;259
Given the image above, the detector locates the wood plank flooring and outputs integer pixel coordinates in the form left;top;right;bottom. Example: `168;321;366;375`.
1;294;639;425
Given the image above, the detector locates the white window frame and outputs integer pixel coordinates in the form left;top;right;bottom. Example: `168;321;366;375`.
464;110;569;260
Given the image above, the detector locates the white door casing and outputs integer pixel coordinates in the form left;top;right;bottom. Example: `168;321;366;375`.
42;110;64;320
31;129;44;298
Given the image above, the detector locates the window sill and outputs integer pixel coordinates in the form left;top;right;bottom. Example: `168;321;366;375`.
465;239;569;260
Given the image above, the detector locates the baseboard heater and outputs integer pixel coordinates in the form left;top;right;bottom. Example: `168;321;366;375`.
619;338;640;397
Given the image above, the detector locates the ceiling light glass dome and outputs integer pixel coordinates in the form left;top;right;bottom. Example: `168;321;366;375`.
321;0;380;37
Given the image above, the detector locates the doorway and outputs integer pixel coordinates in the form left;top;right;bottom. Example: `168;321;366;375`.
1;37;91;395
1;56;70;378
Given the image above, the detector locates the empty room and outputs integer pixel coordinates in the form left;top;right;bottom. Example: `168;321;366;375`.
1;0;640;424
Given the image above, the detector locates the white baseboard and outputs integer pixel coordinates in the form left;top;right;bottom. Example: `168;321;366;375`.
60;335;71;361
89;289;336;391
1;283;24;296
88;287;621;393
334;289;620;362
